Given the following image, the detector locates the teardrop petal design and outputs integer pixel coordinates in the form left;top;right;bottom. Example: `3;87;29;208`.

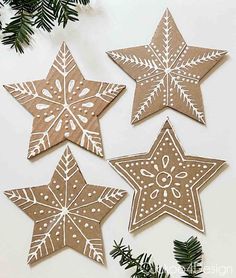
45;115;55;122
171;188;181;199
82;102;94;108
140;169;155;178
36;103;49;110
162;155;169;169
42;89;52;98
55;79;62;92
68;80;75;93
70;119;76;131
175;172;188;179
150;189;159;199
79;88;90;97
55;119;62;132
78;115;88;123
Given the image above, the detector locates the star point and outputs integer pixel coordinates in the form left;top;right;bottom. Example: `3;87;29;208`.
107;8;227;124
5;147;127;264
109;120;225;233
4;43;126;159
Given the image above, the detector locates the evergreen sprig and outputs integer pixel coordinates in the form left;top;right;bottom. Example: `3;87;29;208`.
174;236;203;278
110;239;170;278
110;237;203;278
0;0;90;53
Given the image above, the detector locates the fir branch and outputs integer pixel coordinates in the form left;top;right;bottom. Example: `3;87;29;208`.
2;1;34;53
0;0;90;53
110;239;170;278
174;236;203;278
52;0;79;28
33;0;55;32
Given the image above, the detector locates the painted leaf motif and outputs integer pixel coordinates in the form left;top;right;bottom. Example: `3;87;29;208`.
107;9;226;125
5;147;127;264
3;42;125;159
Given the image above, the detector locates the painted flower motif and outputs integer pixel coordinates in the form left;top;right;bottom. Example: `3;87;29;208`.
141;155;188;200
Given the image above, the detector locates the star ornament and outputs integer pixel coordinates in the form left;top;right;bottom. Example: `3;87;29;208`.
107;9;227;124
4;42;125;159
109;120;225;232
4;147;126;264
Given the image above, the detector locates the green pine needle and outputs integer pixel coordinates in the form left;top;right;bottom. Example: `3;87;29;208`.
111;237;204;278
53;0;79;28
33;0;55;32
0;0;90;53
174;236;203;278
110;239;170;278
2;11;34;53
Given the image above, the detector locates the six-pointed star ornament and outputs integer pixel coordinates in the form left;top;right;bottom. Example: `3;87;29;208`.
107;9;227;125
109;120;225;232
4;147;126;264
4;42;125;159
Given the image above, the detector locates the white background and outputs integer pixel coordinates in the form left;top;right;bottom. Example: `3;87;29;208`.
0;0;235;277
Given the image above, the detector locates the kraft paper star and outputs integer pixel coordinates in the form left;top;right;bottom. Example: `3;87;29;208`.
5;147;126;264
107;9;227;124
109;120;225;232
4;42;125;159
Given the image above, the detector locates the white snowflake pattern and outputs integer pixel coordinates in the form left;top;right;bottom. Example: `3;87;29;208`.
107;9;227;124
4;42;125;158
5;147;127;264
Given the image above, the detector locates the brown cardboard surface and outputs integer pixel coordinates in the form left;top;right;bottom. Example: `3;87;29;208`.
107;9;227;124
4;147;127;265
109;120;225;232
4;42;125;159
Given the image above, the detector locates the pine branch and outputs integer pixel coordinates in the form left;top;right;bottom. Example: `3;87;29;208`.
52;0;79;28
0;0;90;53
110;239;170;278
33;0;55;32
2;1;34;53
174;236;203;278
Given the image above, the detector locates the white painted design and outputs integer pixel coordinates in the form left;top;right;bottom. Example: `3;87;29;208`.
140;169;155;178
109;121;224;232
79;88;90;97
5;147;126;264
55;119;62;132
82;102;94;108
78;115;88;123
108;10;226;124
36;104;49;110
55;79;62;92
45;115;55;122
4;43;124;158
42;89;53;98
139;154;187;200
68;80;75;93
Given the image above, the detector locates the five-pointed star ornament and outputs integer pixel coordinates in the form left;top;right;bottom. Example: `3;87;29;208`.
107;9;227;125
4;42;125;159
109;120;225;232
4;147;126;264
